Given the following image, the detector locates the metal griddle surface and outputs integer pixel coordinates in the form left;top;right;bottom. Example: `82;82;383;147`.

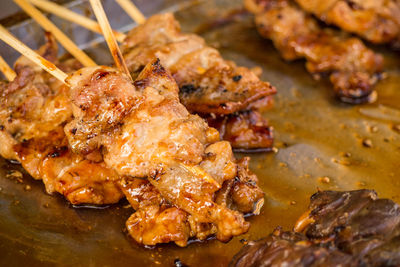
0;0;399;266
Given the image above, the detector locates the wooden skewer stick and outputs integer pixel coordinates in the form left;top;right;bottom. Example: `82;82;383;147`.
0;25;68;84
115;0;146;25
89;0;132;80
0;54;16;81
14;0;96;67
28;0;126;43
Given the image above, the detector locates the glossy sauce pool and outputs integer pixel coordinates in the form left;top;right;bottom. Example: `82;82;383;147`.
1;0;399;266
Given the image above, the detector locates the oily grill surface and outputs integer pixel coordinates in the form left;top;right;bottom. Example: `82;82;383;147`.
1;0;400;266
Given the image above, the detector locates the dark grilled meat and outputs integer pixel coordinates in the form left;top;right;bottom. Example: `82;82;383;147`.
245;0;384;104
231;190;400;266
231;229;357;267
294;0;400;45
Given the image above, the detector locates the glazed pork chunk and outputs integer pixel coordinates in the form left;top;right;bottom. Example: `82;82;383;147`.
294;0;400;45
0;35;123;205
121;13;276;151
64;59;264;246
245;0;384;104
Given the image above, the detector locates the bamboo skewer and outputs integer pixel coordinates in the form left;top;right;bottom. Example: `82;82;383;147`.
0;25;68;84
0;54;16;81
115;0;146;25
89;0;132;80
14;0;96;67
28;0;126;43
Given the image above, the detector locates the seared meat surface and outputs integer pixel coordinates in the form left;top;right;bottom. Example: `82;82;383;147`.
121;13;276;150
294;0;400;45
245;0;384;104
231;190;400;266
64;59;264;246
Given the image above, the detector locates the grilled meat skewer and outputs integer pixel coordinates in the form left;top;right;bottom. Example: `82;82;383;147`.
245;0;384;104
294;0;400;45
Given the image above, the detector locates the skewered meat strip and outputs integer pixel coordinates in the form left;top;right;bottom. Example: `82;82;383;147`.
121;13;276;115
231;190;400;267
0;36;123;205
121;13;275;151
294;0;400;45
65;59;264;244
245;0;384;104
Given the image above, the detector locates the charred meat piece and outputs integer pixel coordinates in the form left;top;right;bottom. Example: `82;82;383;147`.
302;190;400;262
231;229;357;267
205;110;273;152
245;0;384;104
231;190;400;266
65;59;264;245
294;0;400;45
122;13;276;115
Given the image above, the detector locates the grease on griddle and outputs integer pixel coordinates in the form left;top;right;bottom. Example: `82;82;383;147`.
362;138;373;148
174;258;189;267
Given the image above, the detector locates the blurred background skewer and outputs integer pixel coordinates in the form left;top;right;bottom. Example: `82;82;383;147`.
14;0;96;67
28;0;126;43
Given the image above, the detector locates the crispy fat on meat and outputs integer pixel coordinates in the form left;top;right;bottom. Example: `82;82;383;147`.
231;190;400;267
294;0;400;45
245;0;384;104
121;13;276;115
65;59;264;245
